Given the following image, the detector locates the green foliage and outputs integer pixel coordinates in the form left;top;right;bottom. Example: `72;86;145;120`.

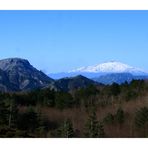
97;122;105;137
83;85;99;96
36;88;55;107
110;83;121;96
104;109;125;126
124;90;138;101
8;99;18;128
13;89;55;107
17;108;39;132
0;101;9;126
103;113;114;124
0;79;148;137
115;108;125;124
55;92;74;109
84;110;105;138
58;119;74;138
135;107;148;128
14;93;37;106
130;80;145;90
74;85;99;107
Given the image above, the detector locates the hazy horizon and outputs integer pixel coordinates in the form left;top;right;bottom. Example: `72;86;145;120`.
0;10;148;73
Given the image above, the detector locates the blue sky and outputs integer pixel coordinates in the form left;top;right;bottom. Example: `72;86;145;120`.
0;10;148;73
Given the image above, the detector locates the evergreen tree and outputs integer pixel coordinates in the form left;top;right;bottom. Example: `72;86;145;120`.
8;98;18;128
55;92;74;109
115;108;125;124
17;107;39;132
103;113;114;124
98;122;105;137
58;119;74;138
135;107;148;128
135;107;148;137
0;101;9;126
110;83;121;96
84;110;105;138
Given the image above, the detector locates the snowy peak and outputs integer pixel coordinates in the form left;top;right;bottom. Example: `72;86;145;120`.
69;61;146;74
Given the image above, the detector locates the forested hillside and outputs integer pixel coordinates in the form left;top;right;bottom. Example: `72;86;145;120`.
0;80;148;138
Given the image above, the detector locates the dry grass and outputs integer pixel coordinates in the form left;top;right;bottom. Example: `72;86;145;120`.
39;93;148;137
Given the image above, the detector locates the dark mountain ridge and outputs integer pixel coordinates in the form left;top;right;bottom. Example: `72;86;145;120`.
0;58;55;92
0;58;101;92
0;58;147;92
93;73;148;85
55;75;101;92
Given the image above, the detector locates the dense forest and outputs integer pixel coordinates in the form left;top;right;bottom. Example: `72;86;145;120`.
0;79;148;138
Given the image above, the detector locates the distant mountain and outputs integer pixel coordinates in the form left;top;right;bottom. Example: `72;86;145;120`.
69;61;146;74
48;72;106;79
93;73;148;85
0;58;147;92
49;61;148;79
0;58;103;92
0;58;55;92
55;75;101;92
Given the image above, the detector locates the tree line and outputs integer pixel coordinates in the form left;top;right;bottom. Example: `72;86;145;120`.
0;79;148;137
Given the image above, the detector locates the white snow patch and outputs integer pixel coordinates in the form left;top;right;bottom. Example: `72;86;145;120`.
69;61;146;74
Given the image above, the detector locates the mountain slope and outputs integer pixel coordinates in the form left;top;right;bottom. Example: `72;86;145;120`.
0;58;55;91
93;73;148;85
93;73;134;85
49;61;148;79
69;61;146;74
0;69;14;92
55;75;101;92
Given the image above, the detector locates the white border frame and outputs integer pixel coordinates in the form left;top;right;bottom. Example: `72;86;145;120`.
0;0;148;10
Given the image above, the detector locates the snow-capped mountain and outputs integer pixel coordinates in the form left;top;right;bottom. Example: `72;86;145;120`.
48;61;148;80
69;61;147;75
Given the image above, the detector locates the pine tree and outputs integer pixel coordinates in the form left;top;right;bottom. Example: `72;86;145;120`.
58;119;74;138
116;108;125;124
135;107;148;137
8;99;18;128
0;101;9;126
110;83;121;96
84;110;105;138
135;107;148;127
17;107;39;132
98;122;105;137
103;113;114;124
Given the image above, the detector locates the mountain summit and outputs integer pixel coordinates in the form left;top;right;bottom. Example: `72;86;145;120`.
49;61;148;79
69;61;146;75
0;58;54;91
55;75;100;92
0;58;100;92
